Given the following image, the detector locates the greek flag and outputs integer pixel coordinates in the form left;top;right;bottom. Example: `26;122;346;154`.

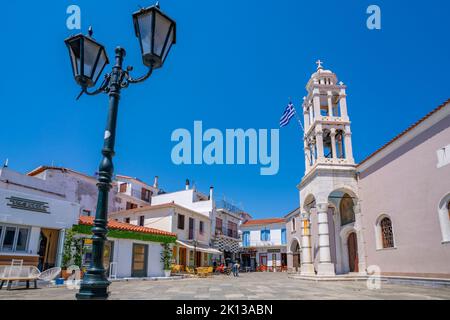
279;103;296;127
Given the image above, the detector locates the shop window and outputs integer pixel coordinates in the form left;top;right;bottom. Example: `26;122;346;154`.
0;224;30;252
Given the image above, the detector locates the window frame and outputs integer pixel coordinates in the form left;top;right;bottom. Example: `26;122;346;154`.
0;223;31;253
380;217;395;249
260;229;270;242
199;220;204;235
242;231;250;247
177;214;185;230
139;215;145;227
437;194;450;243
375;215;396;250
141;188;152;202
119;183;128;193
281;228;287;245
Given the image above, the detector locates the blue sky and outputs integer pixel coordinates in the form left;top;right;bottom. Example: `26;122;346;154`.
1;1;449;218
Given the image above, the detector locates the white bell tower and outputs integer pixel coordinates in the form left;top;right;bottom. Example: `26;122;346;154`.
302;60;354;173
297;61;365;277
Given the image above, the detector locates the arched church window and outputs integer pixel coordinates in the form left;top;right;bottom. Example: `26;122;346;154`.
340;194;355;226
292;217;296;231
438;196;450;243
380;217;395;248
448;201;450;220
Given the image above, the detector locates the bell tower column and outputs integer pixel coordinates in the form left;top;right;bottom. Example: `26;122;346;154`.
300;212;315;275
316;202;336;276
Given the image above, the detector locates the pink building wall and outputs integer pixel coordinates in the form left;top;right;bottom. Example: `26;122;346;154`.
358;113;450;277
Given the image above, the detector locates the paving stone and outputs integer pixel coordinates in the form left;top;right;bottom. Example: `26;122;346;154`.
0;273;449;300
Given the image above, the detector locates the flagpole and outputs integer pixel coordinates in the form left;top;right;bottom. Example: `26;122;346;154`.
288;98;312;166
288;97;304;133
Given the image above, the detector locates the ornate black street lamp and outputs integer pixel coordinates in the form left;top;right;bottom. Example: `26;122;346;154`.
64;3;176;300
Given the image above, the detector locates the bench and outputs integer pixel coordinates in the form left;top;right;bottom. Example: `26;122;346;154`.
0;265;61;290
0;265;40;290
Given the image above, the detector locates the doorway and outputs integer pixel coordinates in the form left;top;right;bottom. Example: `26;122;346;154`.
131;243;148;277
259;254;267;266
38;228;59;271
347;232;359;272
179;247;187;269
195;251;202;267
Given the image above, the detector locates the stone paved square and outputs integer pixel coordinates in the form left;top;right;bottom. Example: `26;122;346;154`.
1;273;450;300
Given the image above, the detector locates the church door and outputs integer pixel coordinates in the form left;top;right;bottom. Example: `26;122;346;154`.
347;232;359;272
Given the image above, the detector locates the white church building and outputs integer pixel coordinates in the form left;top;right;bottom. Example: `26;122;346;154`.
288;61;450;279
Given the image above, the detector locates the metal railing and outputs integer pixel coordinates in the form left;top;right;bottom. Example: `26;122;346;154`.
215;227;239;239
216;200;244;215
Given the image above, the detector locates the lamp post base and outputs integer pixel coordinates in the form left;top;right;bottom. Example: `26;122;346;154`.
76;278;111;300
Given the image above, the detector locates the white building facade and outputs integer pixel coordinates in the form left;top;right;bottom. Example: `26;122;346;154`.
212;200;248;264
109;202;220;269
0;167;80;269
240;219;288;271
74;216;176;278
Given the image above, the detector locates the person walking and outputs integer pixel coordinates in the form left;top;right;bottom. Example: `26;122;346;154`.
232;260;240;277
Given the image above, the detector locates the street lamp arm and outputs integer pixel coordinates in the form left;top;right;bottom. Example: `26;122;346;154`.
76;74;112;100
122;65;153;87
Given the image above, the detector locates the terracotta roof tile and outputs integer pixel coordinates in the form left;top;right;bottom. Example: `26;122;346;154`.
358;98;450;166
78;216;176;237
242;218;285;226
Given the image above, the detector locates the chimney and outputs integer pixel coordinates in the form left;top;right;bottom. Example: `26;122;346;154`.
153;176;159;188
209;186;214;200
185;179;190;190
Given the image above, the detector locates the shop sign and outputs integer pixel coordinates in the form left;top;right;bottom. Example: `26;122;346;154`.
6;196;50;214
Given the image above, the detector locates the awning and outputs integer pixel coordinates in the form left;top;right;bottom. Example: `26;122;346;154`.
176;240;222;255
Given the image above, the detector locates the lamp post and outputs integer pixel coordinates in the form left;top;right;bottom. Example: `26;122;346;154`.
192;239;198;269
64;3;176;300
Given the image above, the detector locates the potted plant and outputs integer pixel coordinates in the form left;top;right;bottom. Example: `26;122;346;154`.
61;228;84;279
160;243;173;277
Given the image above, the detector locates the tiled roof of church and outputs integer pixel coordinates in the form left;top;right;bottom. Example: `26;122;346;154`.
358;98;450;166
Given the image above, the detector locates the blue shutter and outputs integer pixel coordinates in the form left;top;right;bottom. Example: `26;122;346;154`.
266;229;271;241
243;231;250;247
281;228;287;245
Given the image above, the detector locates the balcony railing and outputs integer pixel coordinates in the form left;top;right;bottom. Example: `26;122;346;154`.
215;227;239;239
216;200;244;215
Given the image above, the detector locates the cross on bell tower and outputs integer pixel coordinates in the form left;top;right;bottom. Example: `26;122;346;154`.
301;61;354;174
316;59;323;70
